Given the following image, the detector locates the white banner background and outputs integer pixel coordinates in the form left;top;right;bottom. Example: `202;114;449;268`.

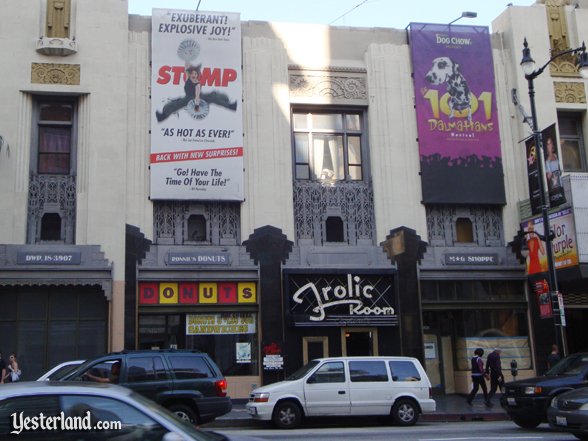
151;9;243;200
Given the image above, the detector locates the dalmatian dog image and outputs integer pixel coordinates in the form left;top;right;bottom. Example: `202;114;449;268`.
425;56;472;121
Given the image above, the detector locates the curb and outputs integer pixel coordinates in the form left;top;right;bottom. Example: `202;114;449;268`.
204;412;510;429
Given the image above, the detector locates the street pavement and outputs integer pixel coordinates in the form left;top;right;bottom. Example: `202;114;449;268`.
204;394;509;428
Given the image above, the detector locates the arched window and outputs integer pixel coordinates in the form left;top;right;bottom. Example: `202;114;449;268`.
455;217;474;243
40;213;62;241
187;215;207;241
325;216;345;243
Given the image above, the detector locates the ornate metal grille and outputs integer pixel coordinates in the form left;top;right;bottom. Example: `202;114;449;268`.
426;205;503;246
293;181;375;245
153;201;240;245
27;174;77;244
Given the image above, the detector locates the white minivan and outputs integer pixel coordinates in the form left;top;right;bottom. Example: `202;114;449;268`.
246;356;435;429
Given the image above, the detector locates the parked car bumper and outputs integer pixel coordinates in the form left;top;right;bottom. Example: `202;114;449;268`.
419;398;436;413
194;396;232;422
245;401;274;420
500;394;549;418
547;406;588;437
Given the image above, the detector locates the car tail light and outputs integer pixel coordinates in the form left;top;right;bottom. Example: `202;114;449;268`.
215;378;227;397
429;387;433;399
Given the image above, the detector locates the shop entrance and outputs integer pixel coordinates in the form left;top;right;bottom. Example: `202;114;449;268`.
341;327;378;356
302;336;328;364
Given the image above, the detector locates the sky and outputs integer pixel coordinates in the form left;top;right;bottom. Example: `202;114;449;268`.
128;0;536;30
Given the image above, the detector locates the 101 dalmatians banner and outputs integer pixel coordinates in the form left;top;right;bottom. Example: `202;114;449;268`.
409;23;505;204
151;9;243;200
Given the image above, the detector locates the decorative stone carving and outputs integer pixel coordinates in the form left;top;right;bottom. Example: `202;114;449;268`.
543;0;581;77
289;74;367;101
293;180;375;246
36;37;78;56
554;81;587;103
27;175;77;244
31;63;80;85
153;201;240;245
425;205;503;247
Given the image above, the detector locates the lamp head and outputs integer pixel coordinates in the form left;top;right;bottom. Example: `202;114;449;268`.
520;38;536;77
448;11;477;25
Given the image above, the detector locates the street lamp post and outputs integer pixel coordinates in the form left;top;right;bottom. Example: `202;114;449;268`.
448;11;477;26
520;38;588;357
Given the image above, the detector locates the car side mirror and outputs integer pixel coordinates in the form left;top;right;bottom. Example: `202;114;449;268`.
307;375;316;384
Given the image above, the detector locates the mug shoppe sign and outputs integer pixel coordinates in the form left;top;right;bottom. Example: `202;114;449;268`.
285;271;398;327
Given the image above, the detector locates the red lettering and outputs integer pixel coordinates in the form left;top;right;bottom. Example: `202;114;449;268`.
157;66;171;85
221;69;237;87
200;67;221;87
157;65;189;85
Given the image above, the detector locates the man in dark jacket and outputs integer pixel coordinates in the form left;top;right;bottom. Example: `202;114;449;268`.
486;348;504;401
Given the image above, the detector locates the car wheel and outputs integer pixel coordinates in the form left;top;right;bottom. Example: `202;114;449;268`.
392;398;419;426
272;400;302;429
511;415;541;429
168;404;198;425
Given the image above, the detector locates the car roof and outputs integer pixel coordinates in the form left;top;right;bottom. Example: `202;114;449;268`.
0;381;134;400
106;349;204;355
312;356;420;362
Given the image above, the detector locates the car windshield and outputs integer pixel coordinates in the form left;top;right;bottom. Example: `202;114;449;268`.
285;360;320;380
48;364;83;380
545;354;588;376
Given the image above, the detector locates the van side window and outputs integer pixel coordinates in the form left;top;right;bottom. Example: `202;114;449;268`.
349;361;388;382
308;362;345;383
168;355;214;379
389;360;421;381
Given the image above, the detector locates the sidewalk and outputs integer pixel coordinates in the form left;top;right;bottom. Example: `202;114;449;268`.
204;394;509;428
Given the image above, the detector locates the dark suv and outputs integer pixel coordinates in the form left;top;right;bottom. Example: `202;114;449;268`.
500;352;588;428
61;349;231;424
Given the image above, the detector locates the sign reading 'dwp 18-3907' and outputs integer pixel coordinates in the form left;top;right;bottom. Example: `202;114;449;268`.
139;282;256;305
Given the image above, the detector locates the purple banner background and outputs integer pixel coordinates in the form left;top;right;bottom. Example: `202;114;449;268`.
410;23;505;204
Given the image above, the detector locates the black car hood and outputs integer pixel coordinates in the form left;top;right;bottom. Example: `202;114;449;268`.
505;375;587;388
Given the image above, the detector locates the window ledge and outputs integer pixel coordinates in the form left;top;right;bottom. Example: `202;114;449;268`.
36;37;78;56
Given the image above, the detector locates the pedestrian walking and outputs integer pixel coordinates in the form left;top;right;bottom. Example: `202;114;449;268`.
547;344;561;370
6;353;21;382
466;348;492;407
485;348;504;401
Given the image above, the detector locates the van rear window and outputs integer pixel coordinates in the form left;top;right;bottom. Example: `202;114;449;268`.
389;360;421;381
349;361;388;382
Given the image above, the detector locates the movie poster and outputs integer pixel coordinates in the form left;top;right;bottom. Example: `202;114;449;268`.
520;208;579;276
409;23;505;204
526;136;542;215
542;124;566;208
151;9;243;200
